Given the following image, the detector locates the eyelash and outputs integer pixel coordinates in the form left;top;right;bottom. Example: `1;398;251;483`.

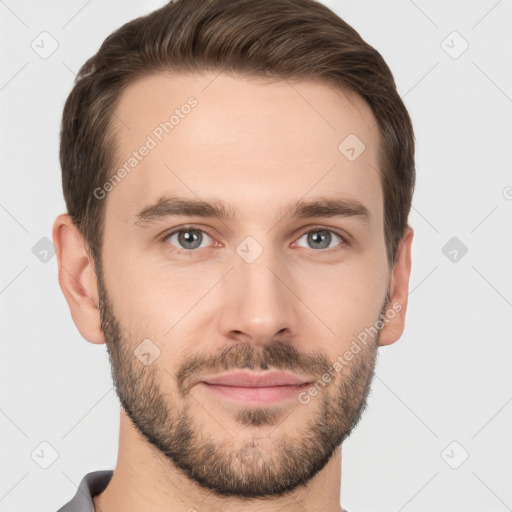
159;224;349;256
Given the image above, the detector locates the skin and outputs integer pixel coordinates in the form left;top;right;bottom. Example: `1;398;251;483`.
52;72;413;512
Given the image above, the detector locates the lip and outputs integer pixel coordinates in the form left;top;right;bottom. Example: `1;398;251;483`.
199;371;313;387
195;371;314;404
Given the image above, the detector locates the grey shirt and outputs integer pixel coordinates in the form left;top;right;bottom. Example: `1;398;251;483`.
56;470;351;511
57;470;113;512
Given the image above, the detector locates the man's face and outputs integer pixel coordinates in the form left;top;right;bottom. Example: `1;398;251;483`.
97;72;390;497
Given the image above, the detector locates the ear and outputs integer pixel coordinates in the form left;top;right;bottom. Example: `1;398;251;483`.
52;214;105;344
378;226;413;347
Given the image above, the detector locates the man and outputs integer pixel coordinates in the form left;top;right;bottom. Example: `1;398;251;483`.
53;0;415;510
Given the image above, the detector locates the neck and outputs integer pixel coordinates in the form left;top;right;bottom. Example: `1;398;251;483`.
93;411;345;512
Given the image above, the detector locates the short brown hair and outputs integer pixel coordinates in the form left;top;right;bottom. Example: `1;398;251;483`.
60;0;415;276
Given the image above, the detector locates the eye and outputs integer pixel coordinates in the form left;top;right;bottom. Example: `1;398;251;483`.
163;227;214;252
161;226;346;255
295;228;345;250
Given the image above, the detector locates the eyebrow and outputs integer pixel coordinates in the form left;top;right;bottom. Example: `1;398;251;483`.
134;195;370;226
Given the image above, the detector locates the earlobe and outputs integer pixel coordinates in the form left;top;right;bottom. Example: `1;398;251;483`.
378;226;414;347
52;214;105;345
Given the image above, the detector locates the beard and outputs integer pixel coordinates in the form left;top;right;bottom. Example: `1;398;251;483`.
97;271;381;499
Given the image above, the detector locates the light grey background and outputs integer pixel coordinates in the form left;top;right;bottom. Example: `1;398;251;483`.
1;1;511;510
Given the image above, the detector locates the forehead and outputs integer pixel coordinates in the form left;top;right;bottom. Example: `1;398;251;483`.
105;71;383;229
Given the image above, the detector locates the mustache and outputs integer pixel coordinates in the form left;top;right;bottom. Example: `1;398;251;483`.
176;339;333;396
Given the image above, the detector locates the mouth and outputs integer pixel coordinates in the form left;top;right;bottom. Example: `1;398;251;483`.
196;371;314;404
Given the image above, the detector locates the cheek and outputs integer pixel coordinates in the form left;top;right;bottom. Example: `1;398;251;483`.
100;238;168;326
102;244;217;343
292;256;388;343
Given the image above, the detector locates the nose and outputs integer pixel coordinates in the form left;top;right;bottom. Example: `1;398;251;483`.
218;243;298;347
